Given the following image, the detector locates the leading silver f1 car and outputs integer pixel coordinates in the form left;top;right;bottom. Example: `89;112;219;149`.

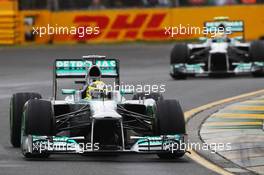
170;17;264;79
10;55;187;159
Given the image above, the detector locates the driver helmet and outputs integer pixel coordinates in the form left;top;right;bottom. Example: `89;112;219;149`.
85;80;106;99
213;32;227;42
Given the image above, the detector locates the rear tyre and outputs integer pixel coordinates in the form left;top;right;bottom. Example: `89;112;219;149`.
22;99;54;158
154;100;186;159
250;40;264;61
132;92;163;101
10;93;41;147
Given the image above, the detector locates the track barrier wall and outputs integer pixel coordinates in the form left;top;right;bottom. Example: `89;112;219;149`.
1;4;264;44
0;0;21;45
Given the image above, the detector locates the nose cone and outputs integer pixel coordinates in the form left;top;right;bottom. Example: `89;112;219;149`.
90;101;122;120
210;43;228;54
93;111;122;120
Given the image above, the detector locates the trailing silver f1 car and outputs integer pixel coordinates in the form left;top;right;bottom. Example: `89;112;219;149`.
10;55;187;159
170;17;264;79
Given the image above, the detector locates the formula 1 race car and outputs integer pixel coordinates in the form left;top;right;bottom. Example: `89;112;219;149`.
170;17;264;79
10;55;187;159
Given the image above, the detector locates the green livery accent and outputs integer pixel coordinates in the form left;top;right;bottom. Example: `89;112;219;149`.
234;62;264;72
233;63;252;72
136;135;181;146
174;63;205;73
32;135;77;144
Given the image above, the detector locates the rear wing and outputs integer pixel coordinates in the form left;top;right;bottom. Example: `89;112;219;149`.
55;59;119;78
53;57;120;99
204;18;245;40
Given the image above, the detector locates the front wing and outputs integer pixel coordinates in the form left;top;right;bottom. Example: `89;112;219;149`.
22;134;187;155
170;62;264;75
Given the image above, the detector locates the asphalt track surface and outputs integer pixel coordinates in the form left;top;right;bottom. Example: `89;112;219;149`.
1;44;264;175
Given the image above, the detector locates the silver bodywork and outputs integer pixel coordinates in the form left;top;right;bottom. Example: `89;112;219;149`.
21;56;186;156
171;38;264;75
171;17;264;77
21;94;186;155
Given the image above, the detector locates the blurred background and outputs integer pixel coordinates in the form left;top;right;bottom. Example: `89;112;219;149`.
0;2;264;174
18;0;264;10
0;0;264;45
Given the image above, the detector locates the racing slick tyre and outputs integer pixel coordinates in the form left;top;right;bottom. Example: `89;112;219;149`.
10;93;41;147
170;43;189;80
154;100;186;159
132;92;164;101
252;71;264;77
170;72;187;80
170;43;189;64
23;99;54;136
250;40;264;61
22;99;54;158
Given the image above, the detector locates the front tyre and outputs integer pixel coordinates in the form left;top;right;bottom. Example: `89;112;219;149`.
170;43;189;80
170;43;189;64
21;99;54;158
10;93;41;147
250;40;264;61
23;99;54;136
252;71;264;77
154;100;186;159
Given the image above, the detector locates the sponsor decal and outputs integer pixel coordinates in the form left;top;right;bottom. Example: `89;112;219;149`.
54;13;168;41
55;60;117;76
56;60;116;68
